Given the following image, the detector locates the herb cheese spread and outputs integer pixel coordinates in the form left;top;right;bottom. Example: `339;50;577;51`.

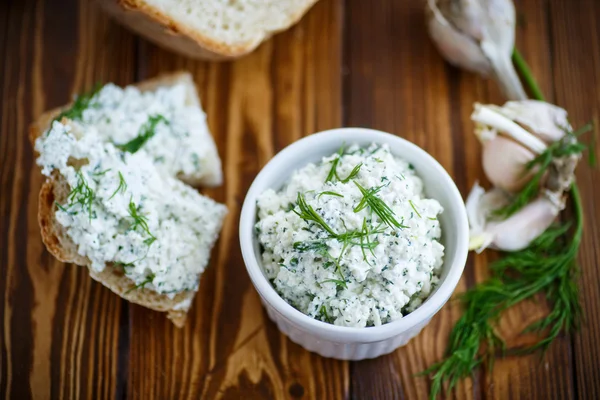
256;144;444;327
34;82;227;296
59;80;221;185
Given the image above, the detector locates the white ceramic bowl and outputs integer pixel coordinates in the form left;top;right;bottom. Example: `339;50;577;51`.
239;128;469;360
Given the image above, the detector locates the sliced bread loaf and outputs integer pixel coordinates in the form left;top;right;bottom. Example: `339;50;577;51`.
98;0;319;60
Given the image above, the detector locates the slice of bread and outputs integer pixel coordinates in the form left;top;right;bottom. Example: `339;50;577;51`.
30;73;227;327
38;172;194;326
97;0;319;60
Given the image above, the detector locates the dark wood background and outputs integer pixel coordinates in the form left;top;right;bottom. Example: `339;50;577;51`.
1;0;600;398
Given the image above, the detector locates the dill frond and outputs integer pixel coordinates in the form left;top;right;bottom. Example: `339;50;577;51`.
353;182;408;229
67;170;95;221
53;83;102;123
125;273;156;294
293;192;338;237
317;191;344;199
128;198;157;246
109;171;127;200
116;114;168;153
494;123;593;218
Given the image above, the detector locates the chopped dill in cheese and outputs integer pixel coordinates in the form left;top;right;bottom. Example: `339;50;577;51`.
256;144;444;327
57;80;221;184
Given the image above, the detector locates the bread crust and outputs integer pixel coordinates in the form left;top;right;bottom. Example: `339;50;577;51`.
97;0;319;60
30;71;223;327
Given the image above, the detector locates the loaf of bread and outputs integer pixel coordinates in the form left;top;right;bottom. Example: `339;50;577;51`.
98;0;319;60
30;72;227;327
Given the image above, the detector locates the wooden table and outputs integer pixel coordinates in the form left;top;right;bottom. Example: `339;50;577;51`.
1;0;599;398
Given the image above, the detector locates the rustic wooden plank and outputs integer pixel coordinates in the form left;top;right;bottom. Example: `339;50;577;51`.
0;0;136;398
548;0;600;399
126;0;348;398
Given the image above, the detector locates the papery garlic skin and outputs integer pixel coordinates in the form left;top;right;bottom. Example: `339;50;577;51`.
426;0;493;76
492;100;571;142
426;0;527;100
481;135;537;192
466;183;562;252
472;103;548;153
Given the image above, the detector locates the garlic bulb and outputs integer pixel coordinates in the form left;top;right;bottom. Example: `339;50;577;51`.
471;101;576;192
467;183;563;252
425;0;527;100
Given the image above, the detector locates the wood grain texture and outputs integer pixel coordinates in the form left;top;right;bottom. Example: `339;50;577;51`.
1;0;600;399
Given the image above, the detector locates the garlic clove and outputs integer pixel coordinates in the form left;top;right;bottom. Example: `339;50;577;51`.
472;103;548;153
494;100;571;142
482;135;537;192
466;182;511;251
485;196;561;252
425;0;527;100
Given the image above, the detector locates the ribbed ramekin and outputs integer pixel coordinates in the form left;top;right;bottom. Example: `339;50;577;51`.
239;128;469;360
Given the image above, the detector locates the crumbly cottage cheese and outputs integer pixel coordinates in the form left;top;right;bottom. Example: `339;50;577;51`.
256;144;444;327
79;81;221;184
35;86;227;295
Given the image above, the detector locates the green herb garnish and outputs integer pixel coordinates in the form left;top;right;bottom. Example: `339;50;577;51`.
318;304;334;323
128;198;156;246
339;163;362;183
324;145;362;183
409;199;422;218
493;123;593;218
116;115;168;153
317;191;344;199
422;49;589;400
293;241;329;253
67;170;95;221
109;171;127;200
293;193;338;237
53;83;102;123
125;273;156;294
320;279;347;289
353;182;408;230
325;146;345;182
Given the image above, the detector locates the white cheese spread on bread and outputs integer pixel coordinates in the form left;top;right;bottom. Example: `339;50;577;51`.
35;93;227;296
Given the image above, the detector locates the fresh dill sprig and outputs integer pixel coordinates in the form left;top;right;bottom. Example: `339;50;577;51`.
409;199;422;218
67;170;95;221
116;115;168;153
324;145;362;183
53;83;102;123
493;123;593;218
293;241;329;253
125;273;156;294
339;163;363;183
128;198;157;246
353;182;408;230
423;49;587;400
325;146;345;182
360;217;377;264
423;220;582;399
320;279;347;289
317;191;344;199
109;171;127;200
293;192;338;237
92;168;112;176
114;261;134;273
318;304;334;323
